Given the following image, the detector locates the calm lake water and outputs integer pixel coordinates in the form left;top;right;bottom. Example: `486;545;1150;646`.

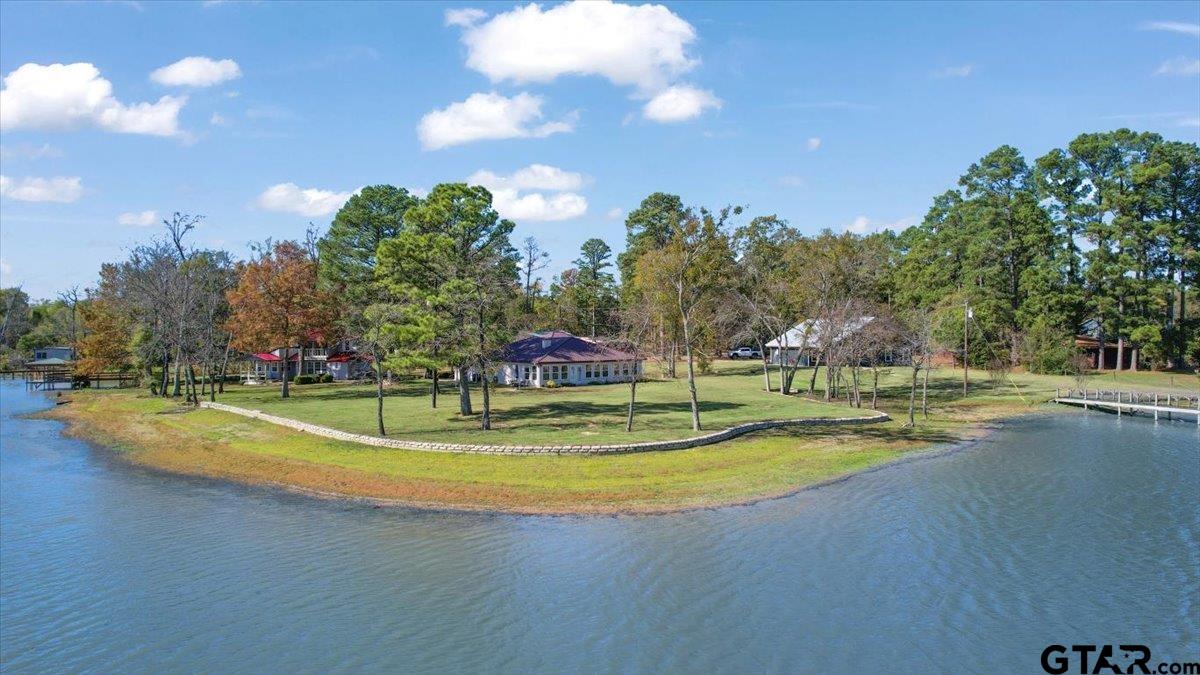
1;382;1197;673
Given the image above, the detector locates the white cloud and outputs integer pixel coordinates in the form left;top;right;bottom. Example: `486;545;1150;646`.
778;175;806;188
844;215;917;235
445;7;487;27
417;91;574;150
455;0;698;92
806;137;821;151
0;62;185;137
642;85;721;123
1180;116;1200;128
0;175;83;203
0;143;62;160
846;215;871;234
1140;21;1200;37
210;112;227;126
932;64;974;78
489;190;588;222
1155;56;1200;76
468;164;588;221
468;164;585;191
0;258;11;277
150;57;242;87
117;210;158;226
606;207;624;220
256;183;353;218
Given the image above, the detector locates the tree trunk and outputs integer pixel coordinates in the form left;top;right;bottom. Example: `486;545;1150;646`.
172;354;182;397
682;319;701;431
479;360;492;430
186;363;198;404
1115;298;1124;371
921;358;930;420
808;353;821;396
625;377;638;432
871;366;879;410
456;366;472;415
851;367;860;408
777;353;789;395
431;369;439;409
281;355;290;398
217;334;232;395
160;348;170;397
1178;272;1187;369
375;365;385;436
1096;320;1107;370
908;365;918;426
758;339;771;392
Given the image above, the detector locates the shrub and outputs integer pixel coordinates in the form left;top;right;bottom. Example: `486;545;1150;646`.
1022;320;1078;375
545;380;559;388
293;374;317;385
319;373;334;383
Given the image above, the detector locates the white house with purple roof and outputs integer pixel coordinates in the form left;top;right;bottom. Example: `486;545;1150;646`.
496;330;643;387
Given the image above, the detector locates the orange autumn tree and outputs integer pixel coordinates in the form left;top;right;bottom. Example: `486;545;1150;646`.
226;240;336;398
75;298;132;375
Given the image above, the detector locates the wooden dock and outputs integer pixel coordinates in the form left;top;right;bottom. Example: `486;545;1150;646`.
0;369;138;390
1054;388;1200;424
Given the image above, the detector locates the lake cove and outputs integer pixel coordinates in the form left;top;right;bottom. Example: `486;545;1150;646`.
4;381;1197;672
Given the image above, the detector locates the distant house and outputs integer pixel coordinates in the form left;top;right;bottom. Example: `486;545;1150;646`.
765;317;875;366
26;346;74;371
241;341;372;383
1074;319;1132;370
32;346;73;362
493;330;642;387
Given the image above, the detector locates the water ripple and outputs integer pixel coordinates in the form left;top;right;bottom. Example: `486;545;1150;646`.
2;384;1197;673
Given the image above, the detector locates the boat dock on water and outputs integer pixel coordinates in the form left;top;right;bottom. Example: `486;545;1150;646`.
1054;388;1200;424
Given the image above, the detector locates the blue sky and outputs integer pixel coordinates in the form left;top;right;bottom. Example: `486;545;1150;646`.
1;0;1197;300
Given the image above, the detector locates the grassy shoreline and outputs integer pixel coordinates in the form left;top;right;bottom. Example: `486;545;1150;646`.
41;362;1106;514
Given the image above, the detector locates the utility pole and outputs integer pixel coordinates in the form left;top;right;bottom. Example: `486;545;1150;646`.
963;301;971;397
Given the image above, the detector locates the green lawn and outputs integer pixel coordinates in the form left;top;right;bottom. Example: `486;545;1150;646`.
51;386;968;513
214;362;876;445
54;360;1197;513
213;361;1197;446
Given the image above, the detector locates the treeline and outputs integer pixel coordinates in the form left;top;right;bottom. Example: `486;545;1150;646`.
1;128;1195;432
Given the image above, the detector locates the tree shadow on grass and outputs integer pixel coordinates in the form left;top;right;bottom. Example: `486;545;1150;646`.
495;399;746;423
753;422;961;446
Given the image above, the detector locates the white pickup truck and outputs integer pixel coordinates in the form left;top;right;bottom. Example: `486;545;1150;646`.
727;347;763;359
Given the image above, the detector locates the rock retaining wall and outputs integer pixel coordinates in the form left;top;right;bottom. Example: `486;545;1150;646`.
198;401;890;455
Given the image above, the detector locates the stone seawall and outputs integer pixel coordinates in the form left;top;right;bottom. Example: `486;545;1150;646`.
198;401;890;455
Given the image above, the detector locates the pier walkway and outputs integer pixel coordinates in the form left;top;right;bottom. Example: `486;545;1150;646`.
1053;388;1199;424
